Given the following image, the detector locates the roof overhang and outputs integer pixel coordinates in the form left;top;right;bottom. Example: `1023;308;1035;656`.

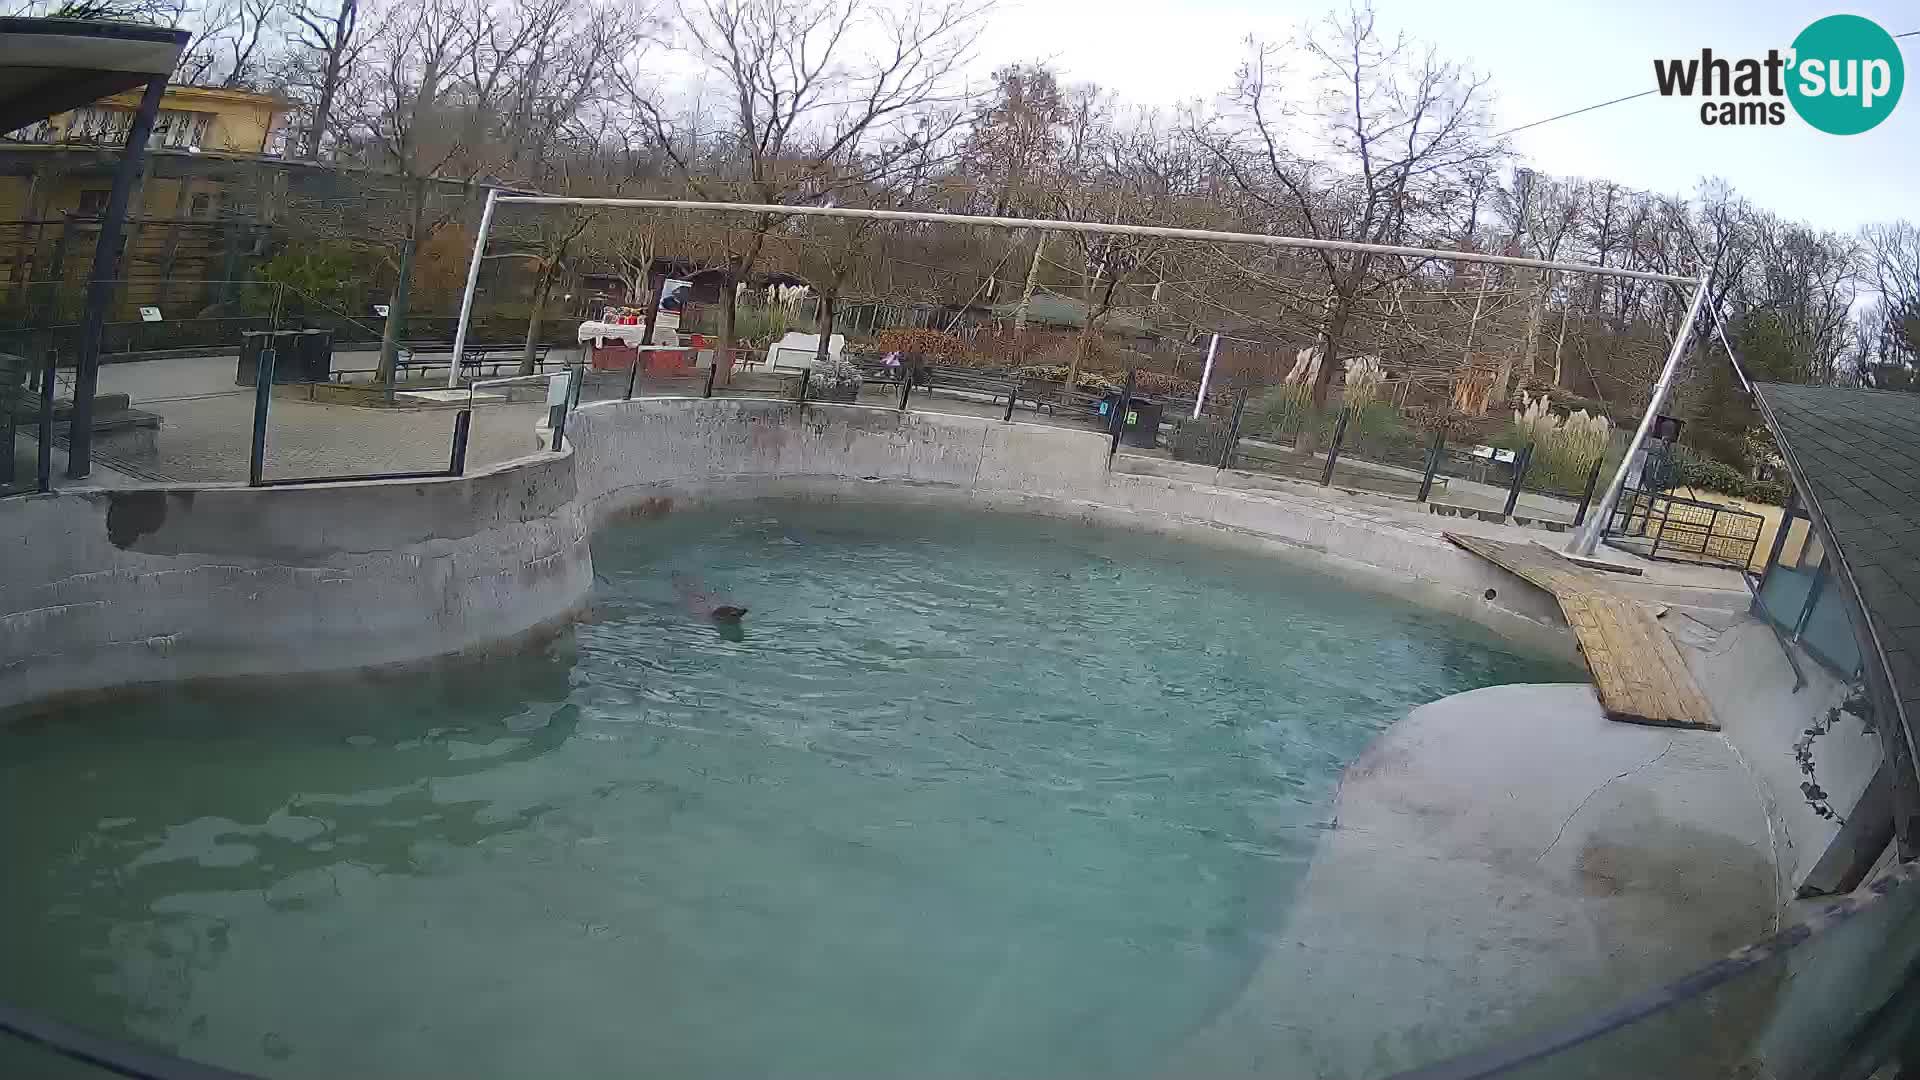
0;17;189;134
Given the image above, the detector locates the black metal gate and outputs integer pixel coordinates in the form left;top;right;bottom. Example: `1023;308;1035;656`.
1603;485;1766;570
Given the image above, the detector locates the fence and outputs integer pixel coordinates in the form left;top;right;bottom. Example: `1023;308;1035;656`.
1602;485;1767;572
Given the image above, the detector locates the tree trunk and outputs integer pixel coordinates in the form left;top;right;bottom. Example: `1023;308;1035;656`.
304;0;354;160
376;186;424;385
1311;289;1354;409
519;262;554;376
640;272;663;346
1013;230;1048;339
814;291;836;363
717;259;740;377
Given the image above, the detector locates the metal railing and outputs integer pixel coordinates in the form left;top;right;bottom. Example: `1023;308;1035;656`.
1603;485;1767;570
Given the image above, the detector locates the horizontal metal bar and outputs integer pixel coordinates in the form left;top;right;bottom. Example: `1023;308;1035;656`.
0;1000;261;1080
252;468;457;487
492;196;1697;285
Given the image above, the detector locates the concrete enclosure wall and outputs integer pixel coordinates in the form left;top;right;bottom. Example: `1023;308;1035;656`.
3;395;1568;713
0;451;591;713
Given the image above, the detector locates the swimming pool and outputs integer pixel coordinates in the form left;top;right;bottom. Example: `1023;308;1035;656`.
0;502;1571;1078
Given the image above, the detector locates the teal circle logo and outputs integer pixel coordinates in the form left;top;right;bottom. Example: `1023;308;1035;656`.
1787;14;1904;135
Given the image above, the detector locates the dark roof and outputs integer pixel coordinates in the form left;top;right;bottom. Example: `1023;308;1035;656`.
1754;382;1920;724
0;18;189;134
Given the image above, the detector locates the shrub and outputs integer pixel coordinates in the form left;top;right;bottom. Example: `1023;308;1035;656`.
1509;393;1611;493
874;327;970;362
1668;445;1790;505
812;356;864;394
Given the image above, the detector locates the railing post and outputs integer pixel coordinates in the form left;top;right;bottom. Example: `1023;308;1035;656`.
703;360;718;398
448;408;471;475
796;368;811;405
1705;504;1722;563
1572;457;1605;527
1503;443;1534;517
1003;380;1017;422
1649;497;1669;559
1320;407;1352;486
1416;427;1445;503
897;367;912;410
247;347;275;486
1218;387;1248;470
1108;368;1138;458
35;347;56;493
625;355;641;400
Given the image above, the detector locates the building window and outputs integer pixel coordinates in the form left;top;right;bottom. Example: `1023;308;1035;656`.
59;107;214;149
190;193;212;218
76;190;110;216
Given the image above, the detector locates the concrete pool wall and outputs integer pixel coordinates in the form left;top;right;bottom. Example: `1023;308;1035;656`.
0;396;1575;713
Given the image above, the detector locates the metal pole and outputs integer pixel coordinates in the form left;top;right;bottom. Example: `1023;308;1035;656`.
35;348;55;493
796;368;810;405
897;368;912;410
247;348;275;486
68;75;168;479
1108;369;1137;458
1321;408;1352;486
447;187;500;388
625;354;641;400
1003;380;1017;421
1572;458;1605;527
702;360;718;398
448;409;471;475
1218;388;1248;470
1568;275;1712;555
1417;427;1445;503
1504;443;1534;517
1193;332;1220;419
492;196;1696;286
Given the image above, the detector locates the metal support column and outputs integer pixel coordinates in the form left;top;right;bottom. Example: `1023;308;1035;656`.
1320;408;1351;486
1416;428;1445;503
1568;275;1711;555
447;187;500;388
68;75;168;479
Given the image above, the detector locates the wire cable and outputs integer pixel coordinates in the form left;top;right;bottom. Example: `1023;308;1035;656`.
1492;90;1660;140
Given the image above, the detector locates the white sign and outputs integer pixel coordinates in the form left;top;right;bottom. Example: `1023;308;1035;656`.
373;304;391;317
658;278;693;313
546;372;571;408
138;306;162;322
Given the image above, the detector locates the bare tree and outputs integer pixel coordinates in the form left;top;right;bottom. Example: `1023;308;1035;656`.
1199;5;1502;408
625;0;990;372
284;0;364;159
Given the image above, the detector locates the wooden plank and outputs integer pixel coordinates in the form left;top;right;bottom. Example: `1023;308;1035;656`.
1444;532;1718;730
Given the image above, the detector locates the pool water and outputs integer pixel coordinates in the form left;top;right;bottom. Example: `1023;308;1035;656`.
0;503;1571;1078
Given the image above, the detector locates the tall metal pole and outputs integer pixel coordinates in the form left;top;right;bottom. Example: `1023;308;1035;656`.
68;75;168;479
1193;332;1220;419
447;187;500;388
1568;275;1712;556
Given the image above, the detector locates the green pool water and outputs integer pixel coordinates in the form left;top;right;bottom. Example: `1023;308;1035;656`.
0;503;1570;1079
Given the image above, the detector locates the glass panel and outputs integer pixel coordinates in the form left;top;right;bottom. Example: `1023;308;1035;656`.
1800;578;1864;676
1758;562;1819;634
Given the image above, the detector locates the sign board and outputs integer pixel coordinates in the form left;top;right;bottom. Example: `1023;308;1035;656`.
546;372;571;408
658;278;693;313
373;304;391;317
138;306;162;322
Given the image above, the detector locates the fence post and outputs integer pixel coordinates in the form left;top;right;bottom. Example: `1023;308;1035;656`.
1003;380;1017;422
1572;458;1605;527
702;360;718;398
448;409;472;475
1108;368;1138;458
247;348;275;486
1648;497;1669;559
1416;427;1445;503
35;348;56;493
897;368;913;410
625;355;641;401
1218;387;1248;470
1320;407;1352;486
796;368;811;405
1503;443;1534;517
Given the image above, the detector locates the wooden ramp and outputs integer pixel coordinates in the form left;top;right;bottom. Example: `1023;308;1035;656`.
1446;533;1717;730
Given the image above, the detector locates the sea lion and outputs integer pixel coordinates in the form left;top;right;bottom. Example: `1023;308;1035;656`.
672;573;749;623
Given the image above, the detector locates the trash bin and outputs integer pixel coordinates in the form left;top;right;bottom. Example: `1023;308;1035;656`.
1099;390;1164;449
296;328;334;382
235;330;271;386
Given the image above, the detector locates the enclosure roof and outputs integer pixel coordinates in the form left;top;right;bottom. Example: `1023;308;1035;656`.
0;18;188;135
1754;382;1920;727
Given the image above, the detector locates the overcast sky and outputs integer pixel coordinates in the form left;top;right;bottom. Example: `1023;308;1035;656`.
972;0;1918;235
